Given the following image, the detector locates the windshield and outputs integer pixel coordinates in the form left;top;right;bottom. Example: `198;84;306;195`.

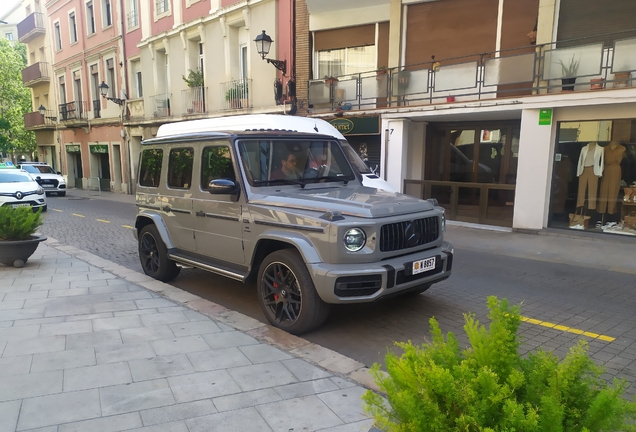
340;140;372;174
237;139;356;187
21;165;56;174
0;170;34;183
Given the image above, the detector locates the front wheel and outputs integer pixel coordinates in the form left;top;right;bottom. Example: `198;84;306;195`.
257;249;330;335
138;225;180;282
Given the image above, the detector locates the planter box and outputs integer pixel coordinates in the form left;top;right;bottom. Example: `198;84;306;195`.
0;235;47;267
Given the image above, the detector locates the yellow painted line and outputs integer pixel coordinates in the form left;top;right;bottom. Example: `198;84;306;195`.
520;315;615;342
96;219;110;223
72;213;85;218
51;208;63;213
122;225;134;229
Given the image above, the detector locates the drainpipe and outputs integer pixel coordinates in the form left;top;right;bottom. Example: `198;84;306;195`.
120;0;132;194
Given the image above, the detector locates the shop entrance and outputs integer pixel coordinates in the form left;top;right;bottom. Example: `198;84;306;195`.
89;145;111;191
405;121;520;227
65;147;83;188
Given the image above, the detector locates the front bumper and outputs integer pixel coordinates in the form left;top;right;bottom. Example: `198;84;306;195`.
309;241;454;304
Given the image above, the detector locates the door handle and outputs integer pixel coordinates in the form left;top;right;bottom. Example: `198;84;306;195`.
196;211;205;217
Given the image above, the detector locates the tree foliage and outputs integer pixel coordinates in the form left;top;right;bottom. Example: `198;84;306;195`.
363;296;636;432
0;39;36;156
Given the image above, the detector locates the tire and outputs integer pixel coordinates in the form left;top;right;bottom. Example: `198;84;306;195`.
138;225;181;282
257;249;330;335
45;192;51;197
42;205;47;213
58;192;66;197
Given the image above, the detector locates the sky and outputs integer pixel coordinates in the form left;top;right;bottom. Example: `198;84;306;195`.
0;1;20;20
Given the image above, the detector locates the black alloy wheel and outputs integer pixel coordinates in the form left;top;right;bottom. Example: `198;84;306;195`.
257;249;330;335
138;225;180;282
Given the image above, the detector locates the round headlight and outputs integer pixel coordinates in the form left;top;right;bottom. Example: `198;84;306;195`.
36;186;44;195
343;228;366;252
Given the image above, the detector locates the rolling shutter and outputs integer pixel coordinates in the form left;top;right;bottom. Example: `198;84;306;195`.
557;0;636;46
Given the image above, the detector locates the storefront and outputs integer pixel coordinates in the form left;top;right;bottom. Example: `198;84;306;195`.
549;118;636;236
328;116;381;173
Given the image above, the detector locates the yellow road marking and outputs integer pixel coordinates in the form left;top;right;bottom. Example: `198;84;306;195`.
520;315;615;342
122;225;134;229
51;208;63;212
72;213;85;218
96;219;110;223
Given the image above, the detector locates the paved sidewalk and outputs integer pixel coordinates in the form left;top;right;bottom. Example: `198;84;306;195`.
0;238;377;432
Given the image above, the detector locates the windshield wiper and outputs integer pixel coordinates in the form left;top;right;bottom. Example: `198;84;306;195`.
314;175;350;186
257;178;307;188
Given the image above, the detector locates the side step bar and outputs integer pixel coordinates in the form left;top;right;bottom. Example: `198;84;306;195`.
168;253;248;282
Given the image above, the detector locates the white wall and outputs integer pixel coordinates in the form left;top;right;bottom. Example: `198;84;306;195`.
381;117;409;192
512;108;557;230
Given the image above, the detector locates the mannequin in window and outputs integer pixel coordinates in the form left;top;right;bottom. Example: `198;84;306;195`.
598;140;626;220
576;141;604;211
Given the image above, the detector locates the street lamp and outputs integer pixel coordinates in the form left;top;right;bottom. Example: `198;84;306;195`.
38;105;57;121
254;30;287;76
99;81;126;106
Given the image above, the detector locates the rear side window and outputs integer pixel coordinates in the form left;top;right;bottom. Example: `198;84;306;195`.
167;147;194;189
139;149;163;187
201;145;235;189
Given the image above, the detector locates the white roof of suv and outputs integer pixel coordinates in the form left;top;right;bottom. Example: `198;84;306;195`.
156;115;346;140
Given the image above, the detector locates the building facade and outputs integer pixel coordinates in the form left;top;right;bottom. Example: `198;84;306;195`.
304;0;636;238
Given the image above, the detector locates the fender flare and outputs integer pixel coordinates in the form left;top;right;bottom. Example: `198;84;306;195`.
252;229;323;266
135;213;175;250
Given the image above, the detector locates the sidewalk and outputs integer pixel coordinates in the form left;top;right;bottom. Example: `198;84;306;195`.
0;238;377;432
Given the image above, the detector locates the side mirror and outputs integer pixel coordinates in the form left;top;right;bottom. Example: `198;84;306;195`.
57;171;62;175
35;176;42;184
208;179;240;201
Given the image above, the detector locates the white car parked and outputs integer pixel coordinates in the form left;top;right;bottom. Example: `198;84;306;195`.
18;162;67;196
0;165;47;212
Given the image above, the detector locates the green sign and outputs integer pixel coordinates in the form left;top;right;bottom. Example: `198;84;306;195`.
539;109;552;126
0;162;17;169
90;144;108;154
329;116;380;135
66;144;81;153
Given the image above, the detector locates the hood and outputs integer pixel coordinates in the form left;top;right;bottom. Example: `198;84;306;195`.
249;185;434;218
27;172;64;181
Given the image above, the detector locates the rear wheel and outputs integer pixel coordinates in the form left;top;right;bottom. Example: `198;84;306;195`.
138;225;180;281
257;249;330;335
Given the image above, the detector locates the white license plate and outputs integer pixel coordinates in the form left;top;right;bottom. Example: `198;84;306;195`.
412;257;436;275
11;203;30;208
42;184;54;188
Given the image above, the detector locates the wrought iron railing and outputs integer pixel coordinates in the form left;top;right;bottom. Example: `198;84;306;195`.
220;79;251;110
59;101;88;121
182;87;207;115
308;30;636;111
127;10;139;28
151;94;171;118
155;0;168;14
93;100;101;119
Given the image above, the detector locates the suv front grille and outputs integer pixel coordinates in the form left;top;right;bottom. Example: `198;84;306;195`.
379;216;439;252
39;179;59;187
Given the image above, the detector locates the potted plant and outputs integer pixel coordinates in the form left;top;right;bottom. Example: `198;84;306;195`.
557;54;580;91
613;70;632;88
182;69;205;112
324;75;339;85
0;206;46;268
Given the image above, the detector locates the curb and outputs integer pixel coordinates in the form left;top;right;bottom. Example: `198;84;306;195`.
43;236;386;394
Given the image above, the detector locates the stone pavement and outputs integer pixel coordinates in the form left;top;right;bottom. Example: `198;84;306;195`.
0;238;378;432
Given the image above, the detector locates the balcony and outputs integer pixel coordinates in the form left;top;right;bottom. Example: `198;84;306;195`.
221;79;251;111
182;87;208;116
59;101;88;126
308;31;636;112
24;111;56;130
17;12;45;43
22;62;50;87
93;100;101;119
151;94;171;118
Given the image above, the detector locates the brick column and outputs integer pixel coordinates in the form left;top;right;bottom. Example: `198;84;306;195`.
295;0;310;117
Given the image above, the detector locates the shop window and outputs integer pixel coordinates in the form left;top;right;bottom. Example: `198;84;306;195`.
139;149;163;187
550;119;636;236
200;146;235;189
168;148;194;189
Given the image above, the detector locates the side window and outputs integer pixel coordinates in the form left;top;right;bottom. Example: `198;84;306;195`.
201;145;235;189
139;149;163;187
168;148;194;189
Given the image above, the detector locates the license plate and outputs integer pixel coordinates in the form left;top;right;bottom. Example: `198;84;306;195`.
42;184;54;188
412;257;436;275
11;203;30;208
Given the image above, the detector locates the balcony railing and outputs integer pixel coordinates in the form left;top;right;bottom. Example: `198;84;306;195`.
93;100;101;119
151;94;171;118
221;79;251;111
17;12;45;43
127;10;139;28
182;87;207;115
21;62;50;86
308;30;636;111
24;111;56;129
59;101;88;122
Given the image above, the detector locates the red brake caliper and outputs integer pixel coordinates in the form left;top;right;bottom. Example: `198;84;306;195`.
273;271;279;300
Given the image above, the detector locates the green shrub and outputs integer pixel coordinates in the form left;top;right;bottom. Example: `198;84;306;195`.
0;206;43;241
363;296;636;432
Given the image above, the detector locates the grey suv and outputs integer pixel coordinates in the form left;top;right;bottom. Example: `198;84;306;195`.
135;128;453;334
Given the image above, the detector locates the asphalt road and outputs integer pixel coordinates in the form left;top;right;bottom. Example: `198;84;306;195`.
39;192;636;396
